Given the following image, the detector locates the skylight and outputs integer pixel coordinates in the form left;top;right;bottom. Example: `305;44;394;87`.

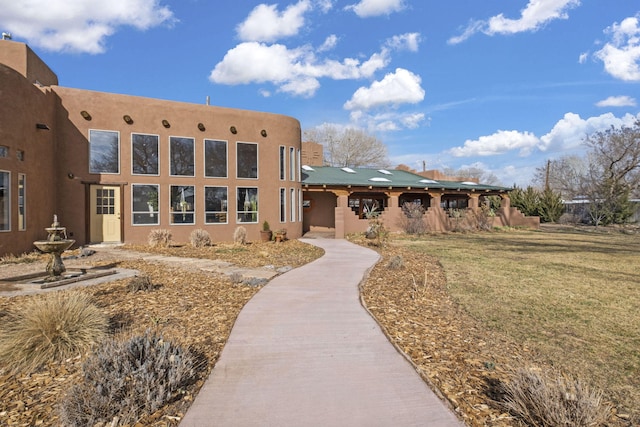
341;167;356;174
419;179;438;184
461;181;478;185
302;165;315;171
369;177;391;182
377;169;393;175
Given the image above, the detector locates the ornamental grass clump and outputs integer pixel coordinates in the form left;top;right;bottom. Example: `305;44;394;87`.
500;367;611;427
59;329;202;427
0;291;108;373
189;228;211;248
148;229;172;248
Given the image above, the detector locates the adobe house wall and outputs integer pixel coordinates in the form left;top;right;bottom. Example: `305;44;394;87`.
51;86;303;245
0;64;58;255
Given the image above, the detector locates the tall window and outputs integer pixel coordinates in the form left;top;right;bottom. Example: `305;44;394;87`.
0;171;9;231
237;142;258;179
204;139;227;178
89;130;119;174
0;146;7;157
132;134;159;175
297;149;301;181
205;186;228;224
290;188;296;222
132;184;159;225
18;174;25;230
298;189;302;222
237;187;258;223
289;147;295;181
170;185;194;224
279;146;286;180
170;137;195;176
280;188;286;223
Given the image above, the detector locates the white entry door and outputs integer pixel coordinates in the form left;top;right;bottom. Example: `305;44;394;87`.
90;185;121;242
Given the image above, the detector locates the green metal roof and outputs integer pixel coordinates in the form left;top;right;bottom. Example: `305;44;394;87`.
301;166;509;192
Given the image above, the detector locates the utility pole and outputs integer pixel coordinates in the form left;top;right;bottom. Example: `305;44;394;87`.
545;159;551;191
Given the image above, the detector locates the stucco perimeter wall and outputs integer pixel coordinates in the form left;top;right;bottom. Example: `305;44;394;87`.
0;64;59;256
50;87;303;246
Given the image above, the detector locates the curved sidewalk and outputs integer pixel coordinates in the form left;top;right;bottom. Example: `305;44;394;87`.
180;238;463;427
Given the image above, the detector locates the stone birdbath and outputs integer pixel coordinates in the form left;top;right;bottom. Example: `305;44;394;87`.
33;215;75;279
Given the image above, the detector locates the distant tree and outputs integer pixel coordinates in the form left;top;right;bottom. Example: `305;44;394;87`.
303;124;389;168
509;186;540;217
443;166;501;185
533;156;586;200
538;188;564;223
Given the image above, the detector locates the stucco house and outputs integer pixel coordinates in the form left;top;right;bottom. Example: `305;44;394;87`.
0;40;304;256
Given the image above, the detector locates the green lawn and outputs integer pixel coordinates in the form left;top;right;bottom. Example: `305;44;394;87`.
401;228;640;420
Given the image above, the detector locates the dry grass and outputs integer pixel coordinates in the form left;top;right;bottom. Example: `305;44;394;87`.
0;291;108;373
398;227;640;423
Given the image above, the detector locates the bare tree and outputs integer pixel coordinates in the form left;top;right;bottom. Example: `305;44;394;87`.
533;156;586;199
303;124;389;168
442;166;501;185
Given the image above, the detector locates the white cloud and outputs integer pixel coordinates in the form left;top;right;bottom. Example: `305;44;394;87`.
594;14;640;81
0;0;175;53
209;42;389;97
236;0;312;43
539;112;640;151
344;68;424;110
449;130;540;157
345;0;406;18
385;32;421;52
578;52;588;64
448;0;580;44
318;34;338;52
350;110;426;132
595;95;636;107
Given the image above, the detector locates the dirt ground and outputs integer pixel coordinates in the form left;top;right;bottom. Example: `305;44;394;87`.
0;236;632;426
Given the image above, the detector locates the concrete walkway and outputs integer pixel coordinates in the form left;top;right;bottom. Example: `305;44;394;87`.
180;238;463;427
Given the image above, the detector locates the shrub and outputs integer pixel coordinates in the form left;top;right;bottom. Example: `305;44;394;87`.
398;202;427;235
0;291;108;373
148;229;171;248
233;226;247;245
499;367;611;427
127;274;155;293
189;228;211;248
386;255;404;269
59;330;202;426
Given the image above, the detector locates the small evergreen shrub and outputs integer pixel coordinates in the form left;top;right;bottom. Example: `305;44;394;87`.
233;226;247;245
59;330;202;426
386;255;404;270
189;228;211;248
127;274;155;293
0;291;108;373
148;229;172;248
500;367;611;427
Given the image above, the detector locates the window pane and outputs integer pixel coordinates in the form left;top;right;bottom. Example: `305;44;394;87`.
280;188;286;223
290;188;295;222
289;147;295;181
237;143;257;179
170;137;195;176
18;174;25;230
170;185;194;224
89;130;119;173
237;187;258;223
132;134;159;175
0;171;9;231
205;186;228;224
132;184;159;225
279;146;285;180
205;139;227;178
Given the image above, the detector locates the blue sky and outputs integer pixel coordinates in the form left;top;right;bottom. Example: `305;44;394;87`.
2;0;639;185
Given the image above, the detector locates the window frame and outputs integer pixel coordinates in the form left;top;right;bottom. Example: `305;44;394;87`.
204;185;229;224
279;187;286;223
0;170;10;232
89;129;120;174
236;141;258;179
169;136;195;177
170;185;195;225
290;187;296;222
204;139;228;178
131;133;160;176
236;186;258;224
289;146;295;181
18;173;25;231
131;184;160;226
279;145;286;180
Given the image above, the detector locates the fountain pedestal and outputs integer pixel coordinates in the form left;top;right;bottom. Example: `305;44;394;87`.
33;215;75;279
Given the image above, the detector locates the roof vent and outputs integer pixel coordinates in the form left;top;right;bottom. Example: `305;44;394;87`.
341;167;356;174
302;165;315;171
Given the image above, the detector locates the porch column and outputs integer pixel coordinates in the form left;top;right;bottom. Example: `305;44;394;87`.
334;190;350;239
428;192;441;208
468;193;480;210
500;194;511;208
